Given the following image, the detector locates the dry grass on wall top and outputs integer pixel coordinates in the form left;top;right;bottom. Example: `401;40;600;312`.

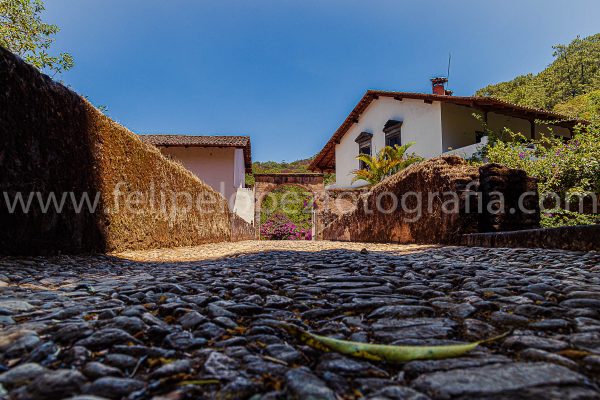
323;156;481;244
1;45;249;254
82;101;234;252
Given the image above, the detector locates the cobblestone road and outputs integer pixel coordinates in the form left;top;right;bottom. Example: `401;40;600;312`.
1;241;599;399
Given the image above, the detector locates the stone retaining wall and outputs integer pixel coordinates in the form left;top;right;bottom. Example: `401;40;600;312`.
479;164;541;232
460;225;600;251
0;47;252;255
322;156;481;244
321;187;370;230
322;156;540;244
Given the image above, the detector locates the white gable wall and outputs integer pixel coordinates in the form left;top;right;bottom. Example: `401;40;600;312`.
158;146;244;209
332;97;572;189
335;97;443;188
233;148;246;190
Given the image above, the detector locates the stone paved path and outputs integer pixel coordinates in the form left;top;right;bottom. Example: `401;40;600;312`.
1;241;599;399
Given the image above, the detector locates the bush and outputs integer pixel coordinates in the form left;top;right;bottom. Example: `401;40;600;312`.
482;123;600;228
541;208;600;228
260;213;312;240
260;185;313;228
484;124;600;198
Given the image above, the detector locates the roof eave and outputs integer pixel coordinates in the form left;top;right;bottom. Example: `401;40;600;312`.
309;90;588;171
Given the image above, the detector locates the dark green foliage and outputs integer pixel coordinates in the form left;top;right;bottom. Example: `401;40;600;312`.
484;123;600;228
541;209;600;228
554;89;600;120
476;33;600;113
0;0;74;75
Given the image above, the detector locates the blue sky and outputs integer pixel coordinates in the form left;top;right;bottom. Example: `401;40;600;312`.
45;0;600;162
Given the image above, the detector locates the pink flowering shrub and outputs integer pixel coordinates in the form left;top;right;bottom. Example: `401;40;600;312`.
260;213;312;240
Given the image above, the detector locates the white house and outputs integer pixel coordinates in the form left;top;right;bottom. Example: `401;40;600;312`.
139;134;254;223
309;79;581;188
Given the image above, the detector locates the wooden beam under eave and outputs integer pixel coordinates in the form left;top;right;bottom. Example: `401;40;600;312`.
530;119;536;140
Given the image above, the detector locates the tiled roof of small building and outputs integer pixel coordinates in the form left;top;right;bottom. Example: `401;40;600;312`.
139;134;252;171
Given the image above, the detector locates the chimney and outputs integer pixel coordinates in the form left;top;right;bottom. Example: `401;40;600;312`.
431;77;452;96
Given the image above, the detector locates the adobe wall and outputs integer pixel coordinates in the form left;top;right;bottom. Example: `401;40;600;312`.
322;156;540;244
0;46;252;255
231;214;256;242
321;187;369;229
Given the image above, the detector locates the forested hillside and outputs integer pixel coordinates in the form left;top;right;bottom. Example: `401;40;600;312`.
252;158;313;174
476;33;600;119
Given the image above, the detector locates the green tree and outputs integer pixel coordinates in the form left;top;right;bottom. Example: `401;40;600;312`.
476;33;600;111
553;89;600;121
0;0;74;75
352;143;423;185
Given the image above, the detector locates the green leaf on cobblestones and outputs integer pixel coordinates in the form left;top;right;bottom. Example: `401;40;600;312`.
280;323;510;363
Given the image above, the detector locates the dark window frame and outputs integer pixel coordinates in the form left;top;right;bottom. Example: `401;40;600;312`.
355;131;373;170
383;120;403;148
385;131;402;147
358;143;371;169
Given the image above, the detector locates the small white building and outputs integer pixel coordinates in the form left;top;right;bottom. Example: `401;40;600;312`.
309;79;580;188
139;134;254;223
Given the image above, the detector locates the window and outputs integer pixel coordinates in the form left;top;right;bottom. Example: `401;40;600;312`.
358;143;371;169
383;120;402;147
355;131;373;170
386;132;401;147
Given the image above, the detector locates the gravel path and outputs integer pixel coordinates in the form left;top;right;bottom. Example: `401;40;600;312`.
113;240;434;262
1;241;599;399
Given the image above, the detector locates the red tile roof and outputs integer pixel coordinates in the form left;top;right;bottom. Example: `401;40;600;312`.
139;134;252;172
309;90;585;172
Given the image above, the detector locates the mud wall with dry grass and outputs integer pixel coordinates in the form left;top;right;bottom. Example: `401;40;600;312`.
0;46;251;255
322;156;539;244
230;214;256;242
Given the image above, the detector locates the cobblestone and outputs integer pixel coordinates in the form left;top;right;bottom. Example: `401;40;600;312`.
0;241;599;399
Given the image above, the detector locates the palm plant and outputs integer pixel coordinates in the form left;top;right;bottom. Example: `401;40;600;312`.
352;142;423;184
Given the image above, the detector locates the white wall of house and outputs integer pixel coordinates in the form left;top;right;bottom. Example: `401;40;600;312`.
233;148;246;190
441;103;571;152
158;146;244;209
335;97;443;188
441;103;485;152
232;187;254;224
333;98;573;189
